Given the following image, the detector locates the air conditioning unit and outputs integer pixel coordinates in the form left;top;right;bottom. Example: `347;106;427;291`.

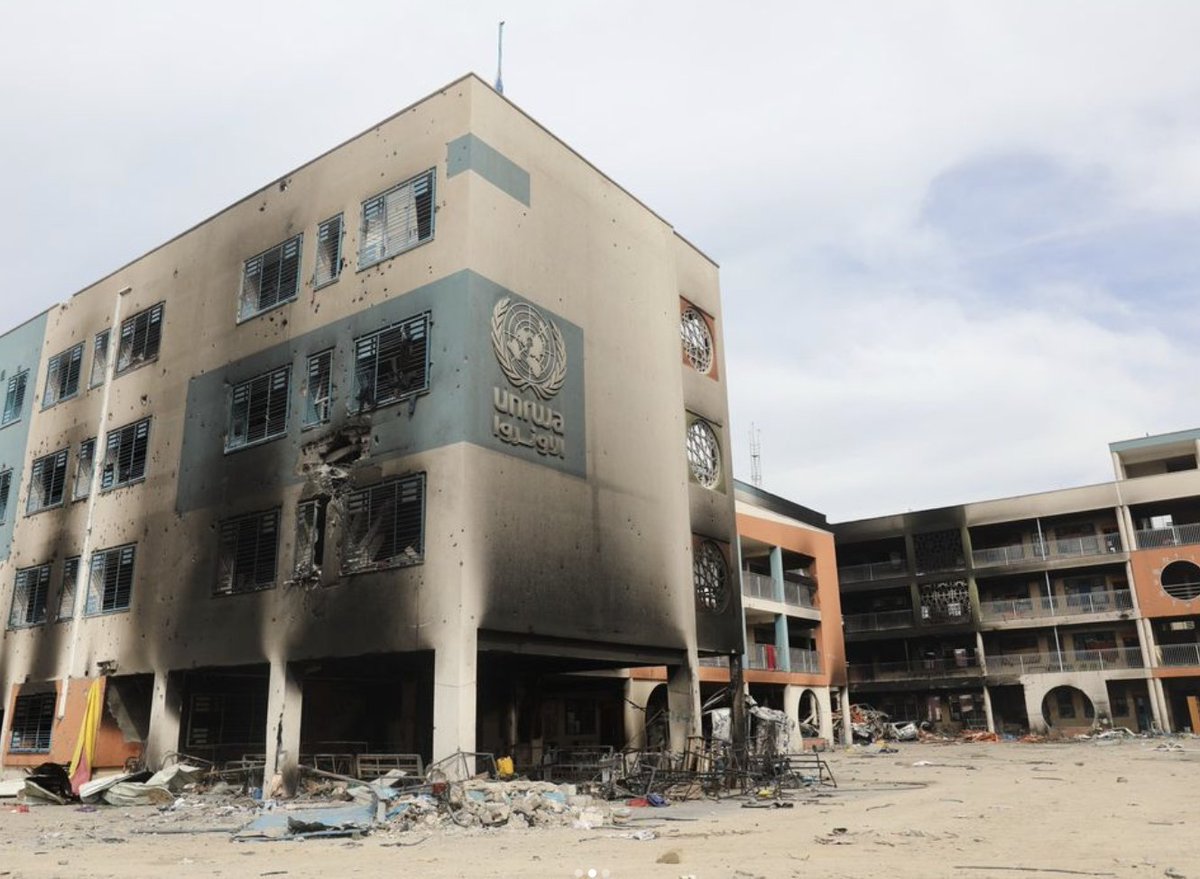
1169;621;1196;631
920;606;931;620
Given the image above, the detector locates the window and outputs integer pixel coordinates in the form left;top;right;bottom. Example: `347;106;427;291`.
227;366;289;451
358;170;435;269
43;343;83;407
58;556;80;621
216;509;280;594
1161;560;1200;601
303;350;334;426
9;691;55;753
74;437;96;500
313;214;343;288
343;474;425;572
8;564;51;628
680;306;714;375
101;418;150;490
2;369;28;425
1055;689;1076;719
116;303;164;374
90;329;110;387
686;417;721;489
352;313;429;410
239;235;301;320
294;497;328;578
27;449;68;513
0;468;11;523
693;539;730;613
86;544;136;614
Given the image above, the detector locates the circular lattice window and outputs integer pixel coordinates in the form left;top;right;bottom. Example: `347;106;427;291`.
686;419;721;488
680;308;714;374
1161;560;1200;601
694;540;729;613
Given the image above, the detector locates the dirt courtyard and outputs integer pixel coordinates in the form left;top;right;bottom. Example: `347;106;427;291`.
2;740;1196;879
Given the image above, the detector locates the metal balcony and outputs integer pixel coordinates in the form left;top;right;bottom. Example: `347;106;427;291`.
741;571;818;609
986;646;1144;675
1135;523;1200;550
843;609;914;633
847;653;981;683
978;590;1134;622
1157;643;1200;667
971;534;1122;568
837;559;907;584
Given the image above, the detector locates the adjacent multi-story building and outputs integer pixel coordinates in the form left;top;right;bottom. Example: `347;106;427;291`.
0;73;743;783
834;429;1200;736
627;479;848;748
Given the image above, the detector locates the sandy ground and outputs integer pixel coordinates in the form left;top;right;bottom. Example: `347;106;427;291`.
1;740;1197;879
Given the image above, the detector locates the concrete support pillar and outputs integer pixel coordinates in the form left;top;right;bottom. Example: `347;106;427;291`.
1023;684;1048;734
1151;678;1171;732
981;685;996;734
838;686;852;745
263;658;303;796
666;662;700;756
774;613;791;671
144;670;183;772
622;678;660;751
974;631;988;674
433;633;478;765
783;684;801;737
769;546;784;601
815;688;834;743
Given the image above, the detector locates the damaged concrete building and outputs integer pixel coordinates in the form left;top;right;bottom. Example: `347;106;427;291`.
0;74;743;782
834;428;1200;736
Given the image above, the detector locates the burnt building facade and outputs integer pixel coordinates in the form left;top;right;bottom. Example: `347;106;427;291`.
0;74;740;781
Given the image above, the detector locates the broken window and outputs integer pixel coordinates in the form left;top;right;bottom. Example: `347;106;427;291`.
27;449;68;513
43;342;83;407
90;329;110;388
216;508;280;594
74;437;96;500
343;474;425;572
353;313;429;410
101;418;150;490
9;691;55;753
303;350;334;426
58;556;80;621
2;369;28;425
239;235;301;320
116;302;164;374
358;170;435;269
227;366;289;451
0;468;11;523
294;497;328;578
86;543;136;615
8;563;50;628
313;214;343;288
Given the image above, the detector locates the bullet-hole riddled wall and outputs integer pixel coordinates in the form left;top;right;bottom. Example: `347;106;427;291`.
0;74;739;784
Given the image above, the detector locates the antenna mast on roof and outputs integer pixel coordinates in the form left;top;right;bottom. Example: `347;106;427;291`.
495;21;505;95
749;423;763;487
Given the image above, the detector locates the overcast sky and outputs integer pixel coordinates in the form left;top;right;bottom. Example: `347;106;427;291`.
3;1;1199;521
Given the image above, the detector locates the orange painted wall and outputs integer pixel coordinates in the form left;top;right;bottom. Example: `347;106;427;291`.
1128;548;1200;619
736;511;847;687
3;678;142;771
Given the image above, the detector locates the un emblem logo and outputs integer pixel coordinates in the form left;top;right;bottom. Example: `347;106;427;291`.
491;297;568;400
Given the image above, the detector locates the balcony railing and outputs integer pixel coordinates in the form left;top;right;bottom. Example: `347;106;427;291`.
1157;643;1200;667
844;609;914;633
986;646;1144;675
698;655;730;668
782;578;817;609
1136;523;1200;550
847;653;981;683
788;648;821;674
979;590;1134;622
741;571;776;601
971;533;1122;568
837;559;907;584
741;571;818;609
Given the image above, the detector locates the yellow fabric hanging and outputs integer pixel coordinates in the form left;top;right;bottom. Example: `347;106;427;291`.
68;679;104;793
